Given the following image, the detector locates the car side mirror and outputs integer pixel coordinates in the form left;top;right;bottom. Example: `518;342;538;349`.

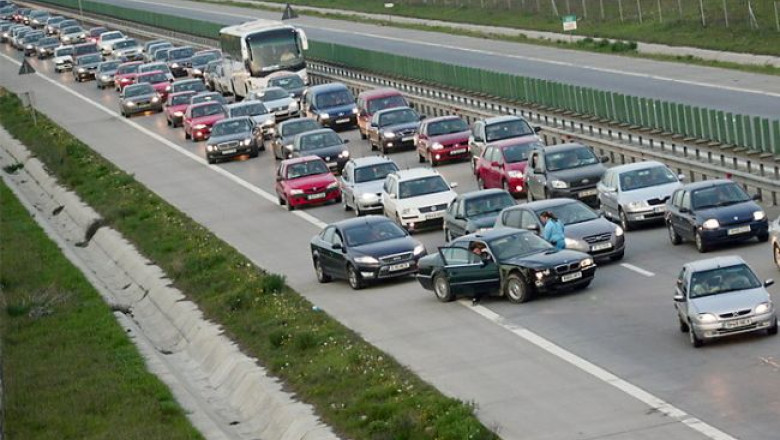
752;193;762;201
600;155;610;163
679;207;690;214
595;209;605;217
480;253;493;266
389;193;397;199
603;186;616;193
419;115;426;120
673;294;685;302
533;126;542;133
765;279;775;287
526;224;540;232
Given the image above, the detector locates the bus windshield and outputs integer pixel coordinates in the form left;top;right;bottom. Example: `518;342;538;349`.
246;28;302;74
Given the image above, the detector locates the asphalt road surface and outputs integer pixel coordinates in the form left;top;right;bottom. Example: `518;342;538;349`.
2;38;779;440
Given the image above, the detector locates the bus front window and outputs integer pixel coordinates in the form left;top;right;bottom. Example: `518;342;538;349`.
247;29;302;74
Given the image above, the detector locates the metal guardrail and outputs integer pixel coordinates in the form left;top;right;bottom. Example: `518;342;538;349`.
20;1;780;205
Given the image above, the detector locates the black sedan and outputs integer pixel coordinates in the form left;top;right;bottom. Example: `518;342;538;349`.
666;179;769;252
416;228;596;303
443;189;516;242
291;128;350;174
368;106;422;154
310;216;427;290
204;117;262;164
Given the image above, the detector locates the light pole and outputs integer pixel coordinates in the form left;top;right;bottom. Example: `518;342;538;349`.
78;0;84;20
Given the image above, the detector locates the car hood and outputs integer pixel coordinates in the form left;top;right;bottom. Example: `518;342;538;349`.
350;237;418;259
564;217;617;240
396;190;456;209
429;131;470;145
190;114;225;126
263;97;293;110
381;121;419;133
695;200;761;223
504;249;589;270
286;173;336;191
250;114;275;125
618;182;682;204
466;212;502;229
295;145;346;161
547;164;606;184
317;103;354;117
115;47;140;55
208;131;251;145
690;288;770;315
115;72;138;80
353;180;385;196
99;69;118;77
124;92;157;102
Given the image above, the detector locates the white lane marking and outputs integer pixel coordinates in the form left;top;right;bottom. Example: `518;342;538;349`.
0;52;328;230
1;52;734;440
463;300;737;440
620;263;656;277
134;0;780;98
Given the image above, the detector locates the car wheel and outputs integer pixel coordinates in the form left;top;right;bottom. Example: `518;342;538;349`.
668;223;682;245
428;152;437;167
679;317;690;333
689;326;704;348
433;273;454;302
609;251;624;261
370;140;377;151
774;244;780;270
379;143;386;155
277;194;285;206
695;231;708;253
314;258;331;283
768;317;778;336
619;209;632;232
123;112;130;119
757;233;769;243
207;157;217;165
166;118;171;126
418;151;425;163
543;188;550;200
360;129;367;140
505;272;532;304
347;265;364;290
249;147;259;158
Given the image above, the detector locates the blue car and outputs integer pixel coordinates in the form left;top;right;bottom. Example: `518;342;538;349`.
665;179;769;252
301;82;358;130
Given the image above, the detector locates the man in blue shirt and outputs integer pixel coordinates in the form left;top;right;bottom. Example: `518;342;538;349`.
540;211;565;250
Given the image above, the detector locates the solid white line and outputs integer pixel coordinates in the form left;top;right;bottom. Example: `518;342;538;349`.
463;301;737;440
0;52;328;230
620;263;656;277
134;0;780;98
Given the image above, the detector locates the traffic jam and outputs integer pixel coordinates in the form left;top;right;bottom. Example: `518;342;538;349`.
2;2;779;349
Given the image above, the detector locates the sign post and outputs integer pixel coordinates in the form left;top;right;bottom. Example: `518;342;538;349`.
562;14;577;42
384;3;394;23
281;3;298;20
18;60;37;125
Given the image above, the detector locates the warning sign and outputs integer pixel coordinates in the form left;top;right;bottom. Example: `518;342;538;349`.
18;58;36;75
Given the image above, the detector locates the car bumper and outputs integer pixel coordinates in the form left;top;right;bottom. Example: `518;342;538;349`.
624;205;667;223
124;103;163;115
355;257;424;281
288;188;341;208
692;311;776;340
354;194;383;211
321;115;356;129
381;136;415;150
207;144;254;160
398;210;446;231
506;177;526;196
699;220;769;245
430;146;470;163
55;62;72;72
74;70;97;80
549;186;600;207
273;109;300;123
168;113;184;125
534;266;597;293
191;126;213;140
96;76;115;87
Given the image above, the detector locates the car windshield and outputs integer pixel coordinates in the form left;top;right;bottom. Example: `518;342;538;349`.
354;162;398;183
139;72;167;84
464;193;515;217
38;37;58;45
24;33;42;42
102;32;122;41
173;80;205;93
170;93;193;105
62;26;82;34
367;94;406;114
192;52;218;65
116;63;139;74
230;102;267;117
485;120;534;142
113;39;137;50
619;166;678;191
269;75;303;90
89;27;106;36
545;147;600;171
286;160;329;179
689;264;761;298
343;221;407;247
398;176;449;199
191;104;224;118
427;118;468;136
192;94;224;105
533;201;598;226
281;120;319;138
55;47;73;56
488;232;553;260
502;141;541;163
315;90;353;108
378;109;418;127
299;131;343;151
692;183;751;210
211;119;251;136
98;61;121;71
257;88;289;101
168;47;194;59
124;85;153;97
78;54;100;64
73;44;97;56
141;63;167;73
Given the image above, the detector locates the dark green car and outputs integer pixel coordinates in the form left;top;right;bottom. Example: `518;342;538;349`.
416;228;596;303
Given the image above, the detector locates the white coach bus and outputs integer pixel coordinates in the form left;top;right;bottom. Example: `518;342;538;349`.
219;19;308;99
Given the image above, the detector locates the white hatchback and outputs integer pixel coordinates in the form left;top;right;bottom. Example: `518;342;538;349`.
381;168;457;232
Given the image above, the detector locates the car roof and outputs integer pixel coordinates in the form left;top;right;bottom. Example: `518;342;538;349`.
683;255;748;273
488;135;542;148
226;100;263;109
331;215;395;229
484;115;526;124
423;115;463;124
456;189;509;201
358;87;402;100
308;82;349;94
609;160;667;173
169;91;196;97
190;101;222;109
174;78;201;84
540;142;588;153
681;179;732;191
282;155;325;165
349;156;396;167
392;168;441;181
374;106;415;117
454;227;532;243
124;83;153;92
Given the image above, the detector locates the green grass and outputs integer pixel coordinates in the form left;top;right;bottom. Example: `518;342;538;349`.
0;90;497;439
0;182;203;439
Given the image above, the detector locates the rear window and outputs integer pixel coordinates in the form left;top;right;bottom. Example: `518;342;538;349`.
367;94;406;114
168;47;194;59
485;119;534;142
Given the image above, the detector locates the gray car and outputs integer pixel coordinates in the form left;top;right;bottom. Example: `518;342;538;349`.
674;255;777;348
291;128;350;174
95;60;121;89
525;143;609;208
270;117;320;160
111;38;143;62
59;25;85;45
72;52;101;82
496;198;625;261
52;44;73;72
205;117;262;164
225;101;275;138
443;189;516;241
249;86;299;122
267;72;306;100
771;216;780;271
367;106;422;154
340;156;400;216
119;83;163;118
34;36;59;58
598;161;683;231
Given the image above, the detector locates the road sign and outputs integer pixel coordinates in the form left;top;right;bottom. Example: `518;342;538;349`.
562;15;577;32
281;3;298;20
18;58;35;75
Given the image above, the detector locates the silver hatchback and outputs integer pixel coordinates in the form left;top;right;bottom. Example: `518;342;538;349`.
674;255;777;347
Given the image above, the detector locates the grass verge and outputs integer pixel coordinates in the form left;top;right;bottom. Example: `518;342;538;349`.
0;181;203;439
0;89;496;438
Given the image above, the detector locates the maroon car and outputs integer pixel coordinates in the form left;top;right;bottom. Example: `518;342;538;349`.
415;115;471;167
113;61;142;91
165;91;196;128
183;101;226;141
135;70;171;101
356;87;407;140
474;136;544;197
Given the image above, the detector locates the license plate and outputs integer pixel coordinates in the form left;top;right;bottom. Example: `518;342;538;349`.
388;262;411;272
725;318;752;329
307;193;326;200
336;118;350;123
450;148;466;155
591;242;612;251
561;271;583;282
221;149;236;154
402;136;413;142
425;211;444;220
727;225;751;235
579;189;598;198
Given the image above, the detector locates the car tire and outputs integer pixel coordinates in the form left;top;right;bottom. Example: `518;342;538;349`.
249;147;259;158
429;152;437;167
342;195;351;211
314;258;331;283
619;209;633;232
418;152;425;163
360;129;367;140
379;143;386;155
768;318;778;336
207;156;217;165
347;265;364;290
668;223;682;245
609;251;624;261
679;317;690;333
689;327;704;348
695;231;708;253
757;233;769;243
543;188;550;200
505;272;532;304
433;273;454;303
277;194;285;206
166;118;171;126
123;112;130;119
370;140;377;151
774;244;780;270
354;205;362;217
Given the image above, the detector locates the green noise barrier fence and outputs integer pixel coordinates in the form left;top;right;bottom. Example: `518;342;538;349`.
36;0;780;157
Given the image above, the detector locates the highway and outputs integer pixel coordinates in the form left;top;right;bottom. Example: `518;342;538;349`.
2;27;780;440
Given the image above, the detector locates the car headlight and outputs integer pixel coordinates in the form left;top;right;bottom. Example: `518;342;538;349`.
401;207;416;215
383;131;396;139
626;201;650;212
535;269;550;280
319;112;329;120
193;68;201;75
354;255;379;264
580;258;594;268
359;192;378;202
165;85;171;91
431;142;444;150
101;74;110;81
171;62;179;68
755;302;772;314
151;96;160;103
614;225;624;236
697;313;718;324
351;107;358;115
193;124;207;129
62;36;70;42
125;101;135;107
565;238;587;251
289;189;304;195
77;67;85;73
173;111;183;117
206;145;214;152
25;44;32;49
339;150;349;158
702;219;720;230
507;170;523;179
240;138;252;146
79;33;85;39
550;180;568;189
326;181;339;190
754;210;766;221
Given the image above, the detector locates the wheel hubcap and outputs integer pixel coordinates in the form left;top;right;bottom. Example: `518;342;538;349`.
774;246;780;267
349;268;358;287
435;278;448;298
508;281;520;299
316;262;323;280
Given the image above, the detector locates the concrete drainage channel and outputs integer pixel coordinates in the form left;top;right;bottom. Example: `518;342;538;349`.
0;128;338;440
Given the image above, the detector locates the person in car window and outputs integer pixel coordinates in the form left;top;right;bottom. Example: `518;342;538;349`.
469;241;489;305
540;211;565;250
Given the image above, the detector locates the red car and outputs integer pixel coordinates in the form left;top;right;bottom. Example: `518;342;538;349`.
165;91;196;128
356;87;407;140
474;136;544;197
113;61;142;91
183;101;226;141
415;115;471;167
275;156;341;211
135;71;172;101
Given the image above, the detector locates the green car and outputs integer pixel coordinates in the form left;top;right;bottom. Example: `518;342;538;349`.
416;228;596;303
